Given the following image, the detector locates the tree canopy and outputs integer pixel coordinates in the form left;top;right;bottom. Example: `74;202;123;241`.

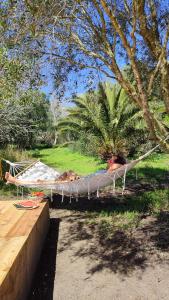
1;0;169;149
0;46;50;148
0;90;50;148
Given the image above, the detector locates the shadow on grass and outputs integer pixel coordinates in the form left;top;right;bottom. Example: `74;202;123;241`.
128;166;169;183
31;152;50;159
29;218;60;300
149;211;169;251
50;185;169;216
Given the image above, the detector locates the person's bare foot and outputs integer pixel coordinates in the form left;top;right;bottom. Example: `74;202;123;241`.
5;172;15;183
5;172;10;181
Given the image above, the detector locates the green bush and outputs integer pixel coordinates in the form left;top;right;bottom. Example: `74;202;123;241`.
69;133;100;157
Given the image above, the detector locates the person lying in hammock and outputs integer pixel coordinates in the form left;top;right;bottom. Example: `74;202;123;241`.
5;155;126;185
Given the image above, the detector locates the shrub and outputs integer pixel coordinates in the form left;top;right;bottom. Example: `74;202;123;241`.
0;145;30;162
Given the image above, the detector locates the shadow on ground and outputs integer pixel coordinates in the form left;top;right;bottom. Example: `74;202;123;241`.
48;183;169;276
55;209;169;276
56;212;149;275
149;211;169;251
29;218;60;300
27;167;169;293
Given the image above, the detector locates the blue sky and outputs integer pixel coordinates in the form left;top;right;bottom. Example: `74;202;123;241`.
40;62;109;100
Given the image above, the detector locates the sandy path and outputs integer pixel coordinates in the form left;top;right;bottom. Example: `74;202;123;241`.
52;209;169;300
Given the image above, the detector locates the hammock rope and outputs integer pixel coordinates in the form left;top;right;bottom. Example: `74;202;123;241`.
96;187;99;198
61;189;64;202
113;174;116;194
122;165;128;195
87;179;90;200
51;189;53;202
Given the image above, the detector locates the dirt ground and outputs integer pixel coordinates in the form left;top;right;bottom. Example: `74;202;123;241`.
28;193;169;300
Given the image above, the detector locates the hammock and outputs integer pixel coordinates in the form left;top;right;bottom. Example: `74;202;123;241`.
3;141;163;198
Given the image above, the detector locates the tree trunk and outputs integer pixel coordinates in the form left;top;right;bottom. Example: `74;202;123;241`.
160;60;169;114
53;131;58;146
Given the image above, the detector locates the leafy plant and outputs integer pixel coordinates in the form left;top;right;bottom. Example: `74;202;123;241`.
58;82;144;158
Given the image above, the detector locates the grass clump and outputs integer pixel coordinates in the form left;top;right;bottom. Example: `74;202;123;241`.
87;211;140;239
0;145;31;196
0;145;30;162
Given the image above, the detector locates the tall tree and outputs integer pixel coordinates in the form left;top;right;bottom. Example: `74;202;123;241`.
2;0;169;149
51;0;169;149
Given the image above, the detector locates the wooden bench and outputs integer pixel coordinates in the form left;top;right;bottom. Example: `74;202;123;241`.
0;200;49;300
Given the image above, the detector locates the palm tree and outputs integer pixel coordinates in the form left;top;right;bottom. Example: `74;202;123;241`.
58;82;141;158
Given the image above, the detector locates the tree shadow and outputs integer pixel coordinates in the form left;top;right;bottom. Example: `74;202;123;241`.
149;211;169;252
77;231;148;275
56;211;169;276
47;166;169;276
128;166;169;185
50;182;169;216
57;213;149;275
29;218;60;300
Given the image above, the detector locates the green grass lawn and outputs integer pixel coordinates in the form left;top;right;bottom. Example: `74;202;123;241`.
135;152;169;176
36;147;106;175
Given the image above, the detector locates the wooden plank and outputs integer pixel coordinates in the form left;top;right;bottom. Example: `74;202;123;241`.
0;236;27;285
6;203;48;237
0;200;49;300
0;207;25;238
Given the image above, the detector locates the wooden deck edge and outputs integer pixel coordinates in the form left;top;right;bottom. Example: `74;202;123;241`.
0;202;49;300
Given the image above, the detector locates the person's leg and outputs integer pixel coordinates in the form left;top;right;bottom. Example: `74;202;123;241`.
5;172;46;185
5;172;61;185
